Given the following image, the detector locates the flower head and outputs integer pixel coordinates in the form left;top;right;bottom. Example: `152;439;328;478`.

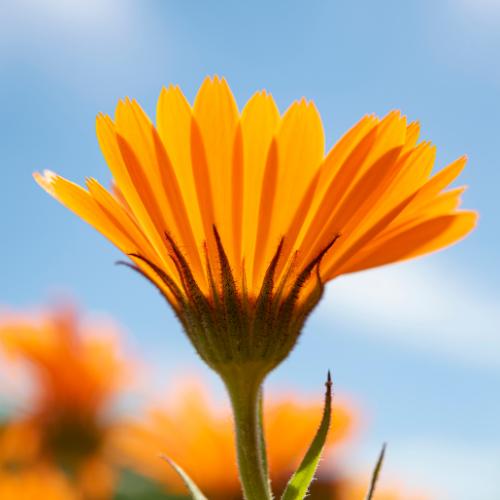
0;303;129;499
35;76;477;376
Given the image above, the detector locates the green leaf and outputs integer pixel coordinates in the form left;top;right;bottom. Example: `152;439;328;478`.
364;444;386;500
159;455;209;500
281;372;332;500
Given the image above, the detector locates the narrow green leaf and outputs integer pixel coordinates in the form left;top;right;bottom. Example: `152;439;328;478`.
159;454;209;500
281;372;332;500
364;444;386;500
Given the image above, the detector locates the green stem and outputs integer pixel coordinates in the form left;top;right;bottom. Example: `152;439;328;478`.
223;368;271;500
258;388;273;499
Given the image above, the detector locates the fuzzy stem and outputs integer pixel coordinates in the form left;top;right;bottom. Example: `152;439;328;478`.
258;388;273;499
223;367;271;500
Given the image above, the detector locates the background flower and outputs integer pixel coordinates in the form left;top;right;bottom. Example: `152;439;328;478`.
0;302;429;500
0;302;131;499
112;375;425;500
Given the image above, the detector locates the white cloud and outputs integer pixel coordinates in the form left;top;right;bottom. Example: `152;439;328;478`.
340;437;500;500
0;0;172;99
19;0;121;23
449;0;500;25
318;260;500;369
384;438;500;500
422;0;500;83
0;0;140;59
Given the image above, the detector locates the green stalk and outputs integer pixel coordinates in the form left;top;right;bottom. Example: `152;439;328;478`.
223;367;271;500
258;388;273;499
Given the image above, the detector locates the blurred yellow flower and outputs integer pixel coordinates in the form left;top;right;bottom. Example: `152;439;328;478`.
112;376;354;500
0;303;130;499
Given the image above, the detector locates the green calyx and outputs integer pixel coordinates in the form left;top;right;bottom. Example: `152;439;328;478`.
124;228;340;500
126;226;340;378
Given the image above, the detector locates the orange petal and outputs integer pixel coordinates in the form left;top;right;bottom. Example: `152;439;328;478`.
156;85;205;251
260;99;324;283
356;111;407;180
410;156;467;207
404;186;466;221
314;115;379;207
363;186;467;245
96;112;170;264
115;98;206;288
240;90;280;289
193;76;240;267
35;171;178;303
344;140;436;242
86;178;179;288
303;113;408;267
272;98;324;234
321;190;419;281
295;124;380;261
190;115;218;269
231;122;244;278
35;171;133;253
338;211;478;274
252;138;280;291
401;120;420;154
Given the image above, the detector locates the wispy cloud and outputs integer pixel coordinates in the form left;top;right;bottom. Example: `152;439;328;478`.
341;436;500;500
318;259;500;369
385;437;500;500
449;0;500;26
422;0;500;83
0;1;171;98
0;0;138;54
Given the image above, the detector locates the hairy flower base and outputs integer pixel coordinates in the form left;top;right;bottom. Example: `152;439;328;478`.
121;228;341;500
122;226;340;377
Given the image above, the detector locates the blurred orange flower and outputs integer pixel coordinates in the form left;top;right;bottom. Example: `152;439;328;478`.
0;466;78;500
113;376;355;500
0;303;130;499
336;480;430;500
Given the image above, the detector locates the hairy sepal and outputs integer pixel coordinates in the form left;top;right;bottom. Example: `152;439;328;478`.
273;267;325;368
265;234;340;362
253;238;284;353
121;230;340;378
213;226;245;360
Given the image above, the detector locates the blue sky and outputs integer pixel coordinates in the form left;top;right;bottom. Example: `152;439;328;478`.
0;0;499;498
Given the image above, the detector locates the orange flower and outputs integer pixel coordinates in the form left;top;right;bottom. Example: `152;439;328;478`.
34;76;476;377
34;77;475;500
0;303;129;499
0;466;78;500
112;376;354;500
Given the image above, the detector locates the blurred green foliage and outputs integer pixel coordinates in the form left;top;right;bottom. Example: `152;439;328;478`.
114;469;189;500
